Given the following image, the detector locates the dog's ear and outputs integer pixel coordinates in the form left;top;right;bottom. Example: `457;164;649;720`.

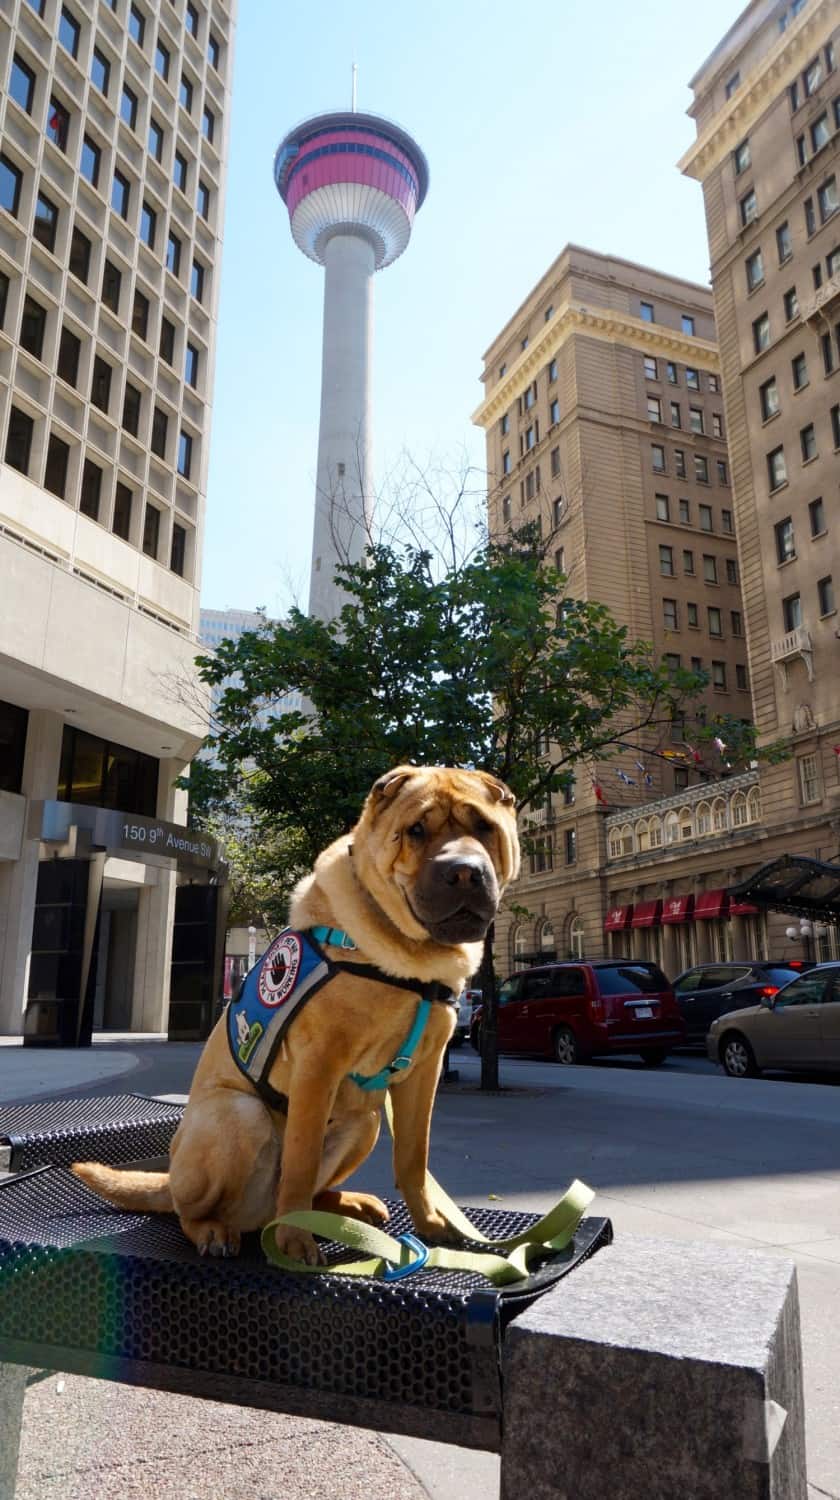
369;766;418;809
474;771;516;808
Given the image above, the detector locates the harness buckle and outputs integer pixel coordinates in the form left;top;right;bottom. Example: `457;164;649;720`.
389;1055;412;1073
337;930;357;949
382;1232;429;1281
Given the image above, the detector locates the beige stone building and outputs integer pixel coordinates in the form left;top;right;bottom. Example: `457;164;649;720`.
679;0;840;964
474;246;775;977
0;0;235;1040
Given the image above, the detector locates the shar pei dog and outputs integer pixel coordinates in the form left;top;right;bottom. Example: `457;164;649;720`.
73;765;520;1265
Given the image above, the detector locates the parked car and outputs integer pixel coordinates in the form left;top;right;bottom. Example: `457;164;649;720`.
470;960;685;1065
707;962;840;1078
673;962;810;1046
451;989;478;1048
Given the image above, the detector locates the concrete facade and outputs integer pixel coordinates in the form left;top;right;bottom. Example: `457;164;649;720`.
0;0;236;1037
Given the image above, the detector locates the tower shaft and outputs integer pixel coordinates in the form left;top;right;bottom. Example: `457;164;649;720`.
309;233;375;621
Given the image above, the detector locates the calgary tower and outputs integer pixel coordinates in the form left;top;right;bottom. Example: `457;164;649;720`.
274;106;429;620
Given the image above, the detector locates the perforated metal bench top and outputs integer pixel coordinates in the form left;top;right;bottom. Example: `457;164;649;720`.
0;1161;611;1449
0;1093;183;1171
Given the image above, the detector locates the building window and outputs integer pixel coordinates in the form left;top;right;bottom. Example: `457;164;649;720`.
151;405;168;458
709;374;719;393
681;313;695;336
726;558;738;585
722;509;733;533
805;196;816;235
208;33;220;70
142;503;160;558
197;178;210;218
652;444;666;473
760;376;779;420
664;653;681;676
79;458;102;520
666;361;678;384
783;592;802;631
155;40;170;80
711;661;727;690
113;482;132;541
703;554;718;584
640;301;654;322
185;341;199;387
128;4;145;47
525;424;536;451
19;296;46;360
683;547;694;573
122;382;141;436
819;176;839;223
686;602;698;627
44;433;69;499
746;249;764;290
731;610;743;636
186;1;199;36
170;523;186;577
694;455;709;483
5;406;33;473
33;192;57;252
767;446;787;489
699;503;713;531
501;495;511;525
58;6;80;58
663;598;679;630
57;325;80;386
670;401;681;427
798;754;821;806
740;188;758;226
783;287;799;322
833;404;840;447
716;460;728;488
647;395;662;422
775;517;795;562
202;106;215;143
179;74;193;113
159;316;175;365
190;260;205;302
564;828;576;865
655;493;670;521
725;70;740;98
753;312;770;352
91;47;110;96
804;56;823;96
659;545;674;576
90;355;111;413
549;398;559;424
733;139;751;174
101;258;121;314
822;331;835;375
689;405;704;434
166;231;181;276
644;356;658;380
791;351;808;389
675;448;686;478
9;55;36;114
177;430;193;479
502;450;510;475
132;288;149;340
685;368;700;390
800;422;817;461
809;496;826;535
777;222;792;263
148;119;164;162
708;606;723;637
46;98;70;151
140;201;156;249
69;224;91;282
174;150;188;193
80;135;101;189
121;84;138;130
812;113;830;153
818;575;835;615
111;169;130;218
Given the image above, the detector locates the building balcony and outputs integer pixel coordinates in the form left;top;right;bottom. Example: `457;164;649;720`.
605;771;760;864
801;275;840;326
770;624;814;685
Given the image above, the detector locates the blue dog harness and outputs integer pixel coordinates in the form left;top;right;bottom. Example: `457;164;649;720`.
226;926;456;1112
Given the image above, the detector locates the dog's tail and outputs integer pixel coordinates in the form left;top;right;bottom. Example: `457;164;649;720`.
70;1161;174;1213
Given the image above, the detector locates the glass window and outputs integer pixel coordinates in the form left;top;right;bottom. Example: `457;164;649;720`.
703;554;718;583
740;189;758;225
659;544;674;576
644;356;658;379
791;351;808;388
0;156;23;218
708;606;723;636
818;575;835;615
800;422;817;461
731;610;742;635
166;232;181;276
759;377;779;420
122;381;141;436
111;169;130;218
725;71;740;98
548;356;558;380
694;454;709;483
132;288;149;339
140;201;156;248
812;113;830;152
113;481;132;540
208;33;220;69
699;503;713;531
79;458;102;520
0;700;30;795
670;401;681;427
683;548;694;573
689;406;704;434
177;428;193;479
783;592;802;631
80;136;100;189
101;257;121;313
685;368;700;390
190;259;204;301
197;178;209;216
726;558;738;585
663;598;679;629
69;224;91;282
819;176;839;223
675;449;686;478
159;315;175;364
746;249;764;290
753;312;770;352
179;74;193;112
142;502;159;558
148;119;164;162
647;395;662;422
202;106;215;143
19;296;46;360
564;827;576;865
174;151;188;193
666;361;678;384
5;406;33;473
767;446;787;489
58;6;80;58
775;517;795;561
797;755;821;808
733;139;750;174
128;4;145;46
652;444;666;473
686;602;698;627
57;325;80;386
681;314;695;335
9;55;36;114
44;433;69;498
170;522;186;576
155;40;170;79
809;496;825;535
46;98;69;151
185;342;198;387
640;301;654;322
120;85;138;130
91;47;110;95
776;222;792;263
33;191;57;251
783;287;799;321
151;405;168;457
655;493;670;521
186;1;199;35
90;355;111;413
712;661;727;689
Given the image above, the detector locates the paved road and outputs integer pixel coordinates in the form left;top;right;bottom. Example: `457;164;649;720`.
3;1038;840;1498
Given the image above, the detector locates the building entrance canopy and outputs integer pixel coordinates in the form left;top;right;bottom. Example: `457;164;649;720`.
730;856;840;925
36;800;220;873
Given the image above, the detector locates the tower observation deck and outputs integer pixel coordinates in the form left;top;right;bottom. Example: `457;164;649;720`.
275;111;429;620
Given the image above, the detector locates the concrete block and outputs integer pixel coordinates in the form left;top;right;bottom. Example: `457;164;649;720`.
500;1235;806;1500
0;1362;28;1500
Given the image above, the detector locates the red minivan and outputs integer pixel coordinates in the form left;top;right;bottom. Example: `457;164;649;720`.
471;960;686;1065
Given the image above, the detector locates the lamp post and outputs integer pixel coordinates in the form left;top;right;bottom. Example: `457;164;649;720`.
247;925;257;970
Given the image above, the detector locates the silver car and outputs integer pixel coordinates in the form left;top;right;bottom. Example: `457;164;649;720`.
707;962;840;1078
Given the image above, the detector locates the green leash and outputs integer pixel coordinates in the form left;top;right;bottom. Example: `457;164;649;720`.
262;1094;594;1285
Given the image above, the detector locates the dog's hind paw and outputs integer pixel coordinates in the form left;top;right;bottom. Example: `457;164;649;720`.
183;1218;242;1258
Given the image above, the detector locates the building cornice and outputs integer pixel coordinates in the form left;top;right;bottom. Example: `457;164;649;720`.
472;304;720;430
678;0;835;182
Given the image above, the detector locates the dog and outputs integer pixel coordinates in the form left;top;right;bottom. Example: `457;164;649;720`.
72;765;520;1266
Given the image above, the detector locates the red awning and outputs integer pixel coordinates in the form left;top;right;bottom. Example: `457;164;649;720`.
604;904;634;932
729;898;759;916
693;889;730;921
631;899;662;928
661;894;694;925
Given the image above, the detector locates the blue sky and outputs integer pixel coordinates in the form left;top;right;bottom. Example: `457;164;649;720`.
201;0;739;615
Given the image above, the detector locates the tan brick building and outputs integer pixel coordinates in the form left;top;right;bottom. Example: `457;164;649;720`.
474;246;774;977
680;0;840;964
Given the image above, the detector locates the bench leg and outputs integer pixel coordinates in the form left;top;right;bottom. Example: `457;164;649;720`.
0;1363;28;1500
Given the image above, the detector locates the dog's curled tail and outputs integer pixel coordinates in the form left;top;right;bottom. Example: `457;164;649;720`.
70;1161;174;1212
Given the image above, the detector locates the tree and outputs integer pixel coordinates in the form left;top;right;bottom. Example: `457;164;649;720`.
194;521;723;1088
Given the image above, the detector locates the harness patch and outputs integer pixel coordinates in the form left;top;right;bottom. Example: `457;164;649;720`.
258;931;303;1008
227;928;332;1098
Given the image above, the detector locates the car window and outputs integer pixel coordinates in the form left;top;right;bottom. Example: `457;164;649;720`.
594;964;667;996
547;968;586;997
674;969;704;993
522;973;556;1001
774;973;831;1007
699;966;750;989
498;978;521;1006
764;967;806;987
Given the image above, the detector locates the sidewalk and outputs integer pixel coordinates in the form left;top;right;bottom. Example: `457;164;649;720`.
0;1038;492;1500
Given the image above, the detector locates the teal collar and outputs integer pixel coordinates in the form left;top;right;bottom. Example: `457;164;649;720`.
310;924;357;950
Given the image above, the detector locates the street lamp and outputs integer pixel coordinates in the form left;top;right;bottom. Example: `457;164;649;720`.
247;925;257;970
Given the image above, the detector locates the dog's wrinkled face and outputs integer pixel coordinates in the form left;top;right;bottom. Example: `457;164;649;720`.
352;766;520;947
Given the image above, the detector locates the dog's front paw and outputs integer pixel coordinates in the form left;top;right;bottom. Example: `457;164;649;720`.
410;1209;461;1245
273;1223;323;1266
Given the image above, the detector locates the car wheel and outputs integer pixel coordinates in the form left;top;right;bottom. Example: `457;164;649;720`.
552;1026;578;1065
639;1049;668;1066
720;1031;760;1079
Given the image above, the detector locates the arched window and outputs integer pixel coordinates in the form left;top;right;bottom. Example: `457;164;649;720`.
649;817;663;849
712;797;728;832
569;915;585;959
664;811;680;845
636;819;650;852
696;801;712;836
512;925;528;964
679;806;693;841
731;791;749;827
620;823;634;855
747;786;761;824
540;920;555;955
608;826;623;859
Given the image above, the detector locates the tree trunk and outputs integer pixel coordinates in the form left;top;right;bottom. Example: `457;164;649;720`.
478;925;499;1091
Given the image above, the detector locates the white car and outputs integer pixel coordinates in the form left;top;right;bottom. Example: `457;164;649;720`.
452;988;481;1047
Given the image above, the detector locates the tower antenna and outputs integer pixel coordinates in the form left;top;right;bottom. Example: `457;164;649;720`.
351;62;357;112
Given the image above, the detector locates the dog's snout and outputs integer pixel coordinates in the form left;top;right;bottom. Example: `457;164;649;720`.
439;855;486;888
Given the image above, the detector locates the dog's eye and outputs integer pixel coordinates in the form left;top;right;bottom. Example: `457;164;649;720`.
474;817;493;836
406;822;426;840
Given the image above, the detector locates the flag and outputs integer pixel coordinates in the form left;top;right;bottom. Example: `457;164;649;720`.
685;742;703;764
592;782;606;804
714;736;727;753
634;761;647;773
616;770;636;786
644;774;653;788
